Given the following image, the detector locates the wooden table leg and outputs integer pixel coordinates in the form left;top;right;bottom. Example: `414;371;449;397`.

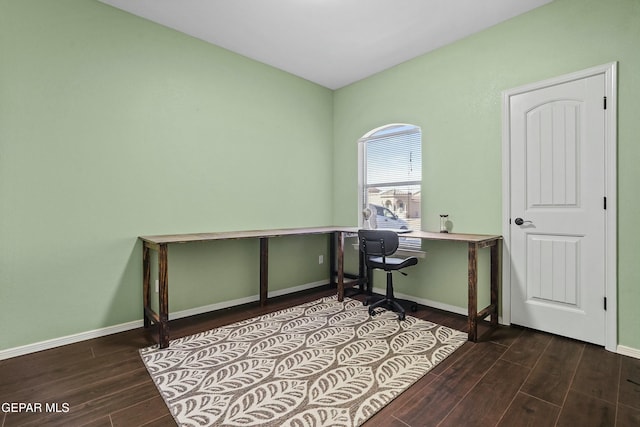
158;243;169;349
490;240;500;327
358;245;368;294
468;242;478;342
337;231;344;302
142;243;151;329
329;232;336;287
260;238;268;307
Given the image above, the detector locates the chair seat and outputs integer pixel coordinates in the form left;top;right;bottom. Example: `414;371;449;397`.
368;256;418;271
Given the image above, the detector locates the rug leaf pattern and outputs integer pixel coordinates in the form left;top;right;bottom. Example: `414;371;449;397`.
141;296;466;426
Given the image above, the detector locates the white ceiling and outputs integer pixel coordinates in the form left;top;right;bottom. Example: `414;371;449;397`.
98;0;553;89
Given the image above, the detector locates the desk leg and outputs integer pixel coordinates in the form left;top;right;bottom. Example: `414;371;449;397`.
337;231;345;302
142;243;151;329
359;247;368;294
260;238;268;307
158;243;169;349
329;233;336;287
468;242;478;342
490;241;501;328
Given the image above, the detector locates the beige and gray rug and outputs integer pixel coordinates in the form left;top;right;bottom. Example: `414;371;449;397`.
140;296;466;426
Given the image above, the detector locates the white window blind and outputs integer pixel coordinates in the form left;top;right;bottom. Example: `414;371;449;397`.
364;127;421;188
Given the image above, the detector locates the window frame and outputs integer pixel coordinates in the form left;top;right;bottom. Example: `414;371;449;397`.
357;123;422;249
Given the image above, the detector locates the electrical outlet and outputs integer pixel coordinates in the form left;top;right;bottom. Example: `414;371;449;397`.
318;255;324;264
155;279;159;293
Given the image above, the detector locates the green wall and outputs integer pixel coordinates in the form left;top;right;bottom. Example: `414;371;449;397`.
333;0;640;349
2;0;639;353
0;0;334;350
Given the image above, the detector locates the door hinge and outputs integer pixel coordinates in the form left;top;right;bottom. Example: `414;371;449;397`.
604;96;607;109
604;196;607;210
604;297;607;311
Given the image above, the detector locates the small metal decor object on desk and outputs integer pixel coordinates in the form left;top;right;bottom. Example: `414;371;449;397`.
440;214;449;233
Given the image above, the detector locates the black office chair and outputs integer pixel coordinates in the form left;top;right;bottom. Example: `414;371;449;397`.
358;229;418;320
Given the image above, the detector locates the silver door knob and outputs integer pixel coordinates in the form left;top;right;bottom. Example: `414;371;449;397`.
514;218;532;225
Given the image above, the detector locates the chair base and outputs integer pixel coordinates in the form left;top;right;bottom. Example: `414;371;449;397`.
365;295;418;321
363;269;419;320
367;297;406;320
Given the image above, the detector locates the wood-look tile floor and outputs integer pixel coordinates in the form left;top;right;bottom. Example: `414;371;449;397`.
1;286;639;426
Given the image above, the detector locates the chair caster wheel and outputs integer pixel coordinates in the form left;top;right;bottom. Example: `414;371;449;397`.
398;313;406;321
411;304;418;312
368;308;375;316
363;299;369;306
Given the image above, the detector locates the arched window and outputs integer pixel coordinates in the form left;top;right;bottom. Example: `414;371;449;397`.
358;124;422;243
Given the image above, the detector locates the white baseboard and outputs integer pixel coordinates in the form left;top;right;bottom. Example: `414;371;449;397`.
269;280;330;298
372;286;468;317
168;295;260;321
0;320;144;361
0;280;329;361
168;279;329;320
617;345;640;359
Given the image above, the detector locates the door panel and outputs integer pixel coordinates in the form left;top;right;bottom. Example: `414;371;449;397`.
526;102;580;207
510;74;605;345
527;234;580;306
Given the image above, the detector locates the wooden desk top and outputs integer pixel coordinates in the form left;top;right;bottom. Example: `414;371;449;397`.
402;230;502;244
139;226;359;245
139;226;501;245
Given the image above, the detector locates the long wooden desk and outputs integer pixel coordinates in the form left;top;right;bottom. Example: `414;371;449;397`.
140;227;358;348
139;227;501;348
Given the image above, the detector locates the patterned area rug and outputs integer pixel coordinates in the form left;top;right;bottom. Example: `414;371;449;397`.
140;296;466;426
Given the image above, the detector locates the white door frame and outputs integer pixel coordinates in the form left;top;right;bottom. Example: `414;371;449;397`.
501;62;618;352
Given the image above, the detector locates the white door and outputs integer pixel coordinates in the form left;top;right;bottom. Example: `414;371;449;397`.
509;73;606;345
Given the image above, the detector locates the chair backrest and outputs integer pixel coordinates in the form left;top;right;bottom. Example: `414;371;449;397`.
358;229;399;257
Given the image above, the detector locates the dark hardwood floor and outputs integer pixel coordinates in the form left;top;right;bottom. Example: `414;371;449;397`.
1;286;639;426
